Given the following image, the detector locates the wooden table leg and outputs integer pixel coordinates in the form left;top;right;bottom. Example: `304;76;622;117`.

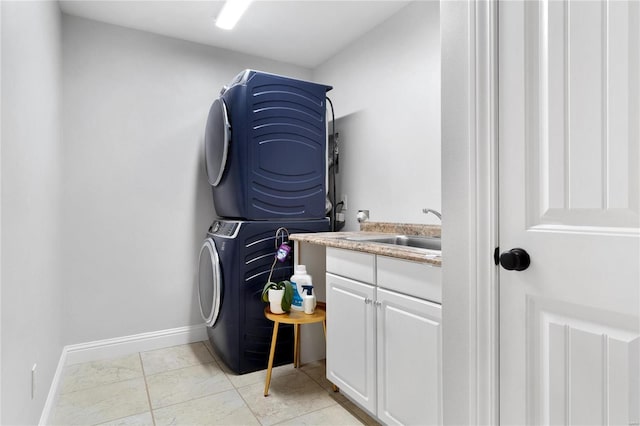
264;321;279;397
293;323;299;368
296;324;301;367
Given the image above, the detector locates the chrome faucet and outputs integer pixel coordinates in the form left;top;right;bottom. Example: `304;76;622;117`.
422;208;442;221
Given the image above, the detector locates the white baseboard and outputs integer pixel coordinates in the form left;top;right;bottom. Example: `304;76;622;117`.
39;323;207;425
64;324;207;365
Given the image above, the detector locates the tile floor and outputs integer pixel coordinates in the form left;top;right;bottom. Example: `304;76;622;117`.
51;341;379;425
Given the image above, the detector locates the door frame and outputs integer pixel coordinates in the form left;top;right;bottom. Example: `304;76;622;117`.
441;1;499;425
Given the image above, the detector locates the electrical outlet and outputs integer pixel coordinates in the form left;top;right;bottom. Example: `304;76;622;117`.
341;194;348;211
31;364;37;399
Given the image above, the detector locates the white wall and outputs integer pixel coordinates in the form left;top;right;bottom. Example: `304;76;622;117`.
60;15;312;345
313;1;440;230
1;1;63;424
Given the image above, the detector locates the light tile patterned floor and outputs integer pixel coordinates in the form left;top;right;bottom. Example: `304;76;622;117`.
51;341;380;426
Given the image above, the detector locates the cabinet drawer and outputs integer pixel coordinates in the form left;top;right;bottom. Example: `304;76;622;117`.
326;247;376;284
377;255;441;303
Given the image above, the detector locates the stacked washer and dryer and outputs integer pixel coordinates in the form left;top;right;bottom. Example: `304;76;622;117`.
197;70;332;374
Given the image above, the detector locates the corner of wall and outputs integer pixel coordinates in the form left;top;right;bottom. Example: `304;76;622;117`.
37;323;207;425
0;1;65;424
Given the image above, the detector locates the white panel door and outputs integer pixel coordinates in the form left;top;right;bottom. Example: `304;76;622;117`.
326;273;376;413
499;1;640;424
376;288;442;426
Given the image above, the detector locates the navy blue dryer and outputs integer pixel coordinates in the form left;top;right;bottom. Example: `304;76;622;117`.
197;218;330;374
204;70;332;220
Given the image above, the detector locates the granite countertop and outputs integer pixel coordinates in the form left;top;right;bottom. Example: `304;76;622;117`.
290;222;442;266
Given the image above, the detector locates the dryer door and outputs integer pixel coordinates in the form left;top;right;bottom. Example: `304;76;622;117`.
197;238;222;327
204;97;231;187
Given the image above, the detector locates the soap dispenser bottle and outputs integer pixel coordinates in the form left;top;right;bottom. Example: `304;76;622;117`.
302;285;316;314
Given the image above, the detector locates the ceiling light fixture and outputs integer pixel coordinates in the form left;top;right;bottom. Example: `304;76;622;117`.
215;0;253;30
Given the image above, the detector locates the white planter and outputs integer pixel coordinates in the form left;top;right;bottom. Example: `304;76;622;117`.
268;289;285;314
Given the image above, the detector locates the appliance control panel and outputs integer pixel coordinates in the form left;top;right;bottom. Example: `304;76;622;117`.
209;220;240;238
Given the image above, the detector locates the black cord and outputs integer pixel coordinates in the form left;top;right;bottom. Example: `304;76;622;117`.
326;96;336;231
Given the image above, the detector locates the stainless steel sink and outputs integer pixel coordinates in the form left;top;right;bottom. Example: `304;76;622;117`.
345;235;441;251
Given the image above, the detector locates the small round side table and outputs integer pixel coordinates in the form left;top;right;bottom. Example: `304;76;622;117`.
263;301;337;396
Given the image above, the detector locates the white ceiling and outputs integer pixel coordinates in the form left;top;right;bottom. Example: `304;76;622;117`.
58;0;412;68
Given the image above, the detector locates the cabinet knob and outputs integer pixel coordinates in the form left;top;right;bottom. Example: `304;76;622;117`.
374;300;382;307
364;298;371;304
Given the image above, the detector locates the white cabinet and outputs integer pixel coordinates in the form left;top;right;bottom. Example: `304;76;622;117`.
325;247;442;425
376;288;442;425
326;273;376;413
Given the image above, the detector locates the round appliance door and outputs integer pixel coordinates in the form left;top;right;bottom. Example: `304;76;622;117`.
197;238;222;327
204;97;231;187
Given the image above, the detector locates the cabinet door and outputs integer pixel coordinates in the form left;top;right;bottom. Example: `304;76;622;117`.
326;273;376;413
376;288;442;425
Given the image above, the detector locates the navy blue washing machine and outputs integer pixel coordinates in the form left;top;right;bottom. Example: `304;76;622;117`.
204;70;332;220
197;218;330;374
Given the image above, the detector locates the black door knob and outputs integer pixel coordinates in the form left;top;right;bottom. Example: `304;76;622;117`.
499;248;530;271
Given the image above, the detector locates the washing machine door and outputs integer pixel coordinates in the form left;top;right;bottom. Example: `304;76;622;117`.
197;238;222;327
204;97;231;187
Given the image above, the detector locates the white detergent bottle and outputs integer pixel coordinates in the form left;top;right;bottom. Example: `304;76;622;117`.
290;265;312;311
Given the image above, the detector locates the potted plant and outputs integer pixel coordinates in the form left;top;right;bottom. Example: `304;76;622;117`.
261;280;293;314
